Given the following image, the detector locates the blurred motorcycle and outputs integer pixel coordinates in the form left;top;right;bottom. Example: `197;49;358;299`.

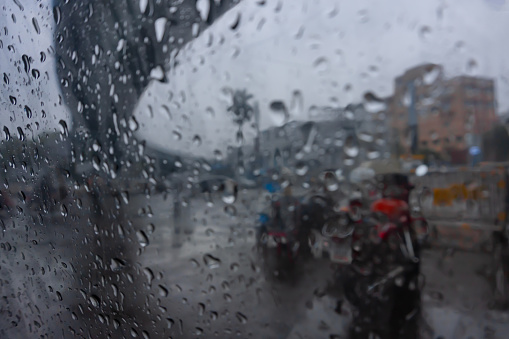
257;188;304;268
341;173;428;338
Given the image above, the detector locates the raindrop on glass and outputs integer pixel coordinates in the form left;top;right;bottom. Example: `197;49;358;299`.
196;0;210;21
31;69;40;79
32;17;40;34
22;54;30;73
313;57;329;73
193;135;202;146
128;116;139;131
235;312;248;324
154;18;167;42
136;230;149;247
344;136;359;157
58;120;68;137
89;295;100;308
203;254;221;269
53;6;61;24
24;105;32;118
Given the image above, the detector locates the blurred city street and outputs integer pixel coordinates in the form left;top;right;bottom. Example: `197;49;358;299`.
3;186;509;338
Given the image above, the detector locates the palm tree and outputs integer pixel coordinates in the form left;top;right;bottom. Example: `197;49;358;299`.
228;89;254;136
227;89;254;180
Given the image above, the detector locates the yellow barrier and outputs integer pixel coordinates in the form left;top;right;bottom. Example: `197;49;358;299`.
433;188;453;206
432;183;487;206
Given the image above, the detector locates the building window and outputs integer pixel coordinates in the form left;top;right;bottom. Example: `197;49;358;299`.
421;141;428;147
433;139;440;145
456;135;463;142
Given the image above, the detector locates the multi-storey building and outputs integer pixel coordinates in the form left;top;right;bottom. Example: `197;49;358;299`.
390;64;498;164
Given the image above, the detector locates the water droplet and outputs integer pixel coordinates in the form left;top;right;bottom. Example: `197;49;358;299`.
32;17;40;34
344;136;359;157
17;127;25;141
24;105;32;119
269;101;289;126
419;26;431;41
160;105;172;119
193;135;202;146
154;18;167;42
3;73;9;85
40;51;46;62
22;54;30;73
205;107;215;118
367;150;380;159
143;267;154;285
166;318;175;329
221;180;237;204
363;92;387;113
290;90;303;117
13;0;24;11
230;263;239;271
110;258;126;271
92;140;101;152
53;6;61;24
324;172;339;192
9;96;16;105
313;57;329;73
172;130;182;140
89;295;100;308
358;131;374;143
224;205;237;217
235;312;248;324
77;101;83;113
423;66;441;85
203;254;221;269
60;204;68;217
415;164;428;177
214;150;223;161
136;230;149;247
149;65;165;82
58;120;68;137
139;0;148;13
3;127;11;141
295;162;309;176
31;69;40;79
158;285;169;297
128;116;139;131
466;59;478;75
196;0;210;21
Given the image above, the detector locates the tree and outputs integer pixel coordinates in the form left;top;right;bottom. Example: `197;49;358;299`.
227;89;254;179
228;89;254;137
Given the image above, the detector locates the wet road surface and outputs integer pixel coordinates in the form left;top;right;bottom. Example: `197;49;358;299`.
1;187;509;338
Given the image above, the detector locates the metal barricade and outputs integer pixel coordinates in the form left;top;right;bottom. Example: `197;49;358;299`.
412;166;509;232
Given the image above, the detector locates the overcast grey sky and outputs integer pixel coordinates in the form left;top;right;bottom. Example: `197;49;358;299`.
1;0;508;158
136;0;509;157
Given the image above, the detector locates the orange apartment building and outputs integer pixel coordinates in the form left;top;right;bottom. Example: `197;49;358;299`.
389;64;498;164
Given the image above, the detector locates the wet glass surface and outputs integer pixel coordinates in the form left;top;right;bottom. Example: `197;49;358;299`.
1;0;509;338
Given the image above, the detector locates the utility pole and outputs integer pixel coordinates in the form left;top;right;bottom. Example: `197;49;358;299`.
408;80;418;155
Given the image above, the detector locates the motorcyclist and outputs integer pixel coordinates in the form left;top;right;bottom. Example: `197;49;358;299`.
271;184;301;231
